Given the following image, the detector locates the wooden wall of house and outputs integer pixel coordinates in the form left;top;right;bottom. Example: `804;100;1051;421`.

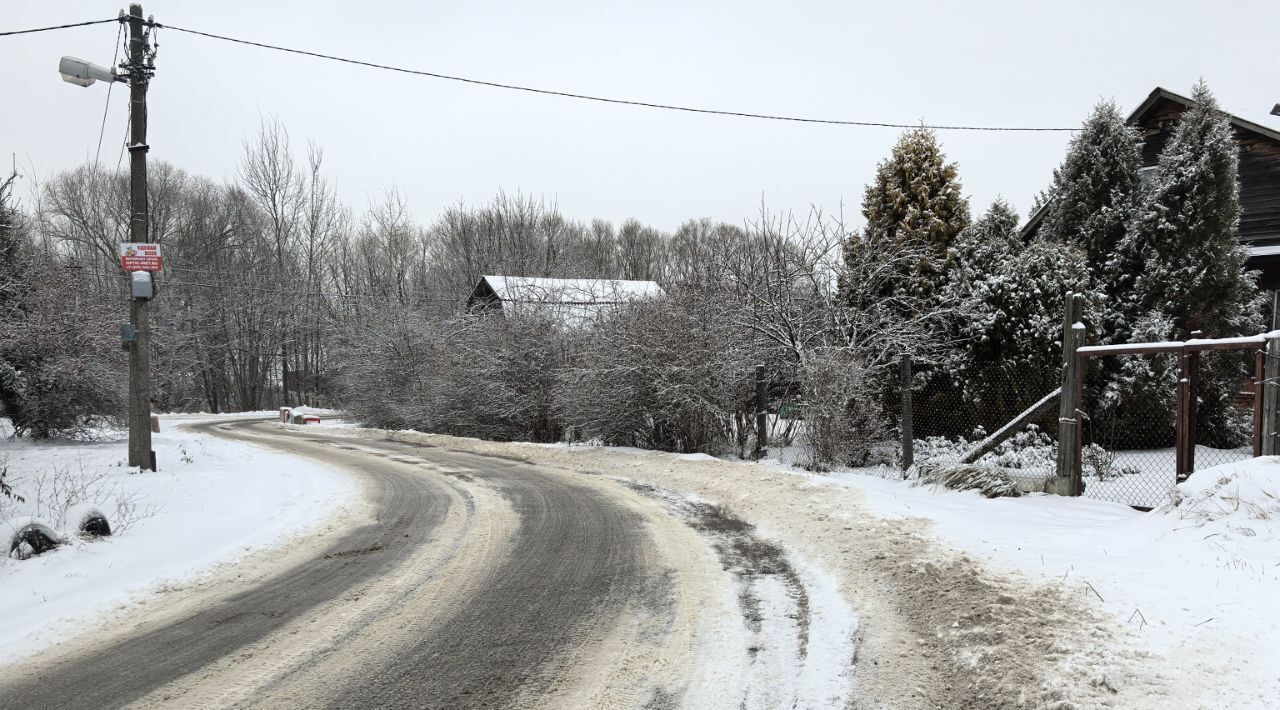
1239;134;1280;244
1135;99;1280;246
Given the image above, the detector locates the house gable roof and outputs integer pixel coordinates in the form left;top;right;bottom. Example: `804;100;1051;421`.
1020;87;1280;241
1128;87;1280;144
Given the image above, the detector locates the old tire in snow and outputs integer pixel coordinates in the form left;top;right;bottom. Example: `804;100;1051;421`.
65;504;112;538
3;519;64;560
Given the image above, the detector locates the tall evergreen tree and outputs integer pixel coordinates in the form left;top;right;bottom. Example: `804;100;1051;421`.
943;199;1096;432
1108;81;1262;446
1040;101;1142;280
842;127;969;305
1123;81;1260;339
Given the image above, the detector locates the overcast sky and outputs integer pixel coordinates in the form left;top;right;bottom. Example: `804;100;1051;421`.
5;1;1280;232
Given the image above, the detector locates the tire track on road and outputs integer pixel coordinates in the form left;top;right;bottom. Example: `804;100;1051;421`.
0;421;681;710
0;418;460;710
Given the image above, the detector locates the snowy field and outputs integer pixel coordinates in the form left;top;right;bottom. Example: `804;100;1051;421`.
826;457;1280;709
0;415;357;662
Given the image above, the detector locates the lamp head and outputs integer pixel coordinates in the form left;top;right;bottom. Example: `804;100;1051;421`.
59;56;116;87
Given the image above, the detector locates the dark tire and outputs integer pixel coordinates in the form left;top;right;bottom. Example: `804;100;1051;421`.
8;521;63;559
79;512;112;537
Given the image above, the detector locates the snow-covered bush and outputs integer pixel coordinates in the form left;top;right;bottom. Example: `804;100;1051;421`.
800;348;886;471
1081;444;1140;481
935;200;1098;435
447;314;569;443
0;269;126;440
559;290;752;454
337;306;570;443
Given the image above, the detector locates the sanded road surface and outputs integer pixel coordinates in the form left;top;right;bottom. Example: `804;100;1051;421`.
0;420;665;709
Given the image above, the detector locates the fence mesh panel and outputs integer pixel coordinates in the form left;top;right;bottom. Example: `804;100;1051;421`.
1078;349;1257;508
901;364;1059;490
890;345;1261;508
1191;348;1257;471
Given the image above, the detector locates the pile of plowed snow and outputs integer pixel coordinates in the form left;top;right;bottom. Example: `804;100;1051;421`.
1161;456;1280;528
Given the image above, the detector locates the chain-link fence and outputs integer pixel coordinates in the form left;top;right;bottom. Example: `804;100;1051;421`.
886;341;1263;509
1078;349;1257;509
894;361;1060;491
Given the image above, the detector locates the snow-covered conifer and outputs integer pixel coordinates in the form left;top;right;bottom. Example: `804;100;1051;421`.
943;200;1096;430
1123;81;1260;339
842;127;969;306
1109;81;1263;446
1040;101;1142;279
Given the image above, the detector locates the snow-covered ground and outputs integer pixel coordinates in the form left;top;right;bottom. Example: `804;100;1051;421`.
826;457;1280;709
0;415;357;662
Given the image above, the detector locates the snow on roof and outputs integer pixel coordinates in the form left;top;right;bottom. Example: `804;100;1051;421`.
1247;244;1280;258
479;276;664;304
474;276;665;328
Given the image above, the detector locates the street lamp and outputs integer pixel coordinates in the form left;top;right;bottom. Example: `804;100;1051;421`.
58;56;119;87
59;5;158;471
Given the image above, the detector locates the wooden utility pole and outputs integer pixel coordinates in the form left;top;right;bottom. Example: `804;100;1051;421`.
1053;293;1084;496
126;4;155;470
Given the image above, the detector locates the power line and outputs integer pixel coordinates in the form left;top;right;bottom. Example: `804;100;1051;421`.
5;15;1078;132
92;21;125;170
150;20;1077;133
0;17;119;37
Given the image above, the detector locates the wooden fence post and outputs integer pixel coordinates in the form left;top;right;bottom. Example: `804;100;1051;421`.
754;364;767;459
1264;334;1280;456
1175;352;1189;480
1254;348;1265;457
1054;293;1084;496
1180;330;1202;481
900;354;913;472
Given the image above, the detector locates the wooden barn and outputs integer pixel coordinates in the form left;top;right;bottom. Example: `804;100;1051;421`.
1023;86;1280;288
466;275;665;326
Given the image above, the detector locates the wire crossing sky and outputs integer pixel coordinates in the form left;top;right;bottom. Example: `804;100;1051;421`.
5;1;1278;230
6;14;1079;132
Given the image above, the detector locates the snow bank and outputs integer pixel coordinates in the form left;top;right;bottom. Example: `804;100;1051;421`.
1162;456;1280;523
0;416;358;662
828;457;1280;709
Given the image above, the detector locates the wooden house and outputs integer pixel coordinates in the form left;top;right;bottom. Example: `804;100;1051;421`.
1022;87;1280;289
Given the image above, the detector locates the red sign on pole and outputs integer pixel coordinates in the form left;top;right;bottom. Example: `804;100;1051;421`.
119;242;162;272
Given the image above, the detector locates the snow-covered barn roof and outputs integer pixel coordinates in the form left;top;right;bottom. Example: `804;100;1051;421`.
478;275;664;304
467;275;665;326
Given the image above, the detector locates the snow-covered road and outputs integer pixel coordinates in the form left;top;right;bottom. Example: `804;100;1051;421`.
8;417;1226;709
0;420;858;709
0;415;358;661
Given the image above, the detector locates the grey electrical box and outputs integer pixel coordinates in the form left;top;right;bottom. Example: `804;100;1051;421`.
121;323;137;351
131;271;154;299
